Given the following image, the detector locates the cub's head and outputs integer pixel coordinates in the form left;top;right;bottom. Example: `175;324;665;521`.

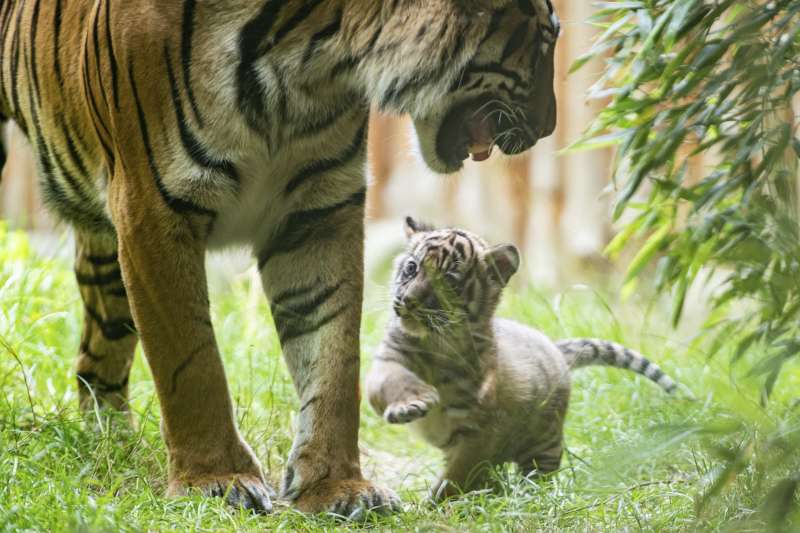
391;217;520;334
366;0;559;173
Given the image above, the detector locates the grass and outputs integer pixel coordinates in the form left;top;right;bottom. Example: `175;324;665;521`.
1;223;799;532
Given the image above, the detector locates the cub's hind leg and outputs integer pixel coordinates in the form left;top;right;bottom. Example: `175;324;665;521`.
432;435;498;500
74;230;138;413
516;432;563;478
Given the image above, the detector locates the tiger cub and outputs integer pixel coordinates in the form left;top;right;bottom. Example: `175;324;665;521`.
366;218;677;498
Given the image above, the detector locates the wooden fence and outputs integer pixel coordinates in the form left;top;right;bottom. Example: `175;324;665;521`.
0;1;743;284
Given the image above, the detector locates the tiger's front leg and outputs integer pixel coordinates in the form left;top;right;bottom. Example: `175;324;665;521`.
259;188;400;515
107;163;273;513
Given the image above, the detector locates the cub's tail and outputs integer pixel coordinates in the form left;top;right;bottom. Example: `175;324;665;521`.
556;338;677;394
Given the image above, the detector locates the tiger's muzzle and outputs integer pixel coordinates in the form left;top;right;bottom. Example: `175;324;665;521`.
434;93;556;169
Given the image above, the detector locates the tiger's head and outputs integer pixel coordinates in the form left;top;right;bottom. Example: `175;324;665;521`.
362;0;559;174
391;217;520;335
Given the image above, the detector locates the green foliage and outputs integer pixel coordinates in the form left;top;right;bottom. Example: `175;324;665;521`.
1;225;799;530
575;0;800;394
573;0;800;524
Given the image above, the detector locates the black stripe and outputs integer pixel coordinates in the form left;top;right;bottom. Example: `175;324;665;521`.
301;10;342;65
57;117;90;177
79;341;103;362
104;1;120;110
91;1;109;111
272;282;319;308
648;367;665;383
38;157;111;231
273;0;323;47
28;0;43;106
236;0;283;130
284;119;367;194
416;22;429;41
53;0;64;86
479;9;505;47
9;4;24;118
128;61;216;218
502;21;529;62
84;304;136;340
272;281;343;320
379;78;400;109
446;22;466;64
84;252;118;266
77;371;128;393
75;267;122;286
50;145;94;204
517;0;536;17
277;302;348;344
257;187;366;270
0;4;11;109
170;341;211;394
290;100;358;139
386;66;449;110
610;342;630;367
583;340;600;362
163;46;239;186
329;56;358;80
81;35;113;161
299;395;320;413
624;349;640;369
464;62;524;87
107;287;128;298
180;0;204;127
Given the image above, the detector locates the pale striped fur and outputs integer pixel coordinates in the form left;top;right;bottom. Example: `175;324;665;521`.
556;338;677;393
367;219;678;499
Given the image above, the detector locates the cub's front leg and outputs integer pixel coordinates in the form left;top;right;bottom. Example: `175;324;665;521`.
258;186;399;515
366;354;440;424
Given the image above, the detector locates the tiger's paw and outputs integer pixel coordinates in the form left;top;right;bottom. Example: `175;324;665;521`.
168;474;275;514
384;391;439;424
293;479;401;518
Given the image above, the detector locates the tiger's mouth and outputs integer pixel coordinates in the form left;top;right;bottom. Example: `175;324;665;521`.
431;95;539;172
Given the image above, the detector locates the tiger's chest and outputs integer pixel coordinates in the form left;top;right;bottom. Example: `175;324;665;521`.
206;106;369;249
149;56;371;250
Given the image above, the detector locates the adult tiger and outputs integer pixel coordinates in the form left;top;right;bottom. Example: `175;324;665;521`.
0;0;559;515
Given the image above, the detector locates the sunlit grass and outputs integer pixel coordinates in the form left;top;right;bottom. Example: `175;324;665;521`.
1;224;798;531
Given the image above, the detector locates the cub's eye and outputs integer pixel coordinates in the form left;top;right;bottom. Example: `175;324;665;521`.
403;260;418;278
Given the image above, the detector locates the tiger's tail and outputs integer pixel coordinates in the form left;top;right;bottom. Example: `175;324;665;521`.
556;338;677;394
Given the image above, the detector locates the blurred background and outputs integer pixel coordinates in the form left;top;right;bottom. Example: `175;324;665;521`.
0;1;713;288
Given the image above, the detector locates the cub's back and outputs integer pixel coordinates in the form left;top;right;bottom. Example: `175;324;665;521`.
492;317;570;412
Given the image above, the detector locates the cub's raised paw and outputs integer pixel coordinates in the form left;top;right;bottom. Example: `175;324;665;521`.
384;392;439;424
294;479;401;519
169;474;275;514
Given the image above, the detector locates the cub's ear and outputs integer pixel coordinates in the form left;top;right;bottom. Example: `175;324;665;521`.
486;244;520;286
404;216;434;239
